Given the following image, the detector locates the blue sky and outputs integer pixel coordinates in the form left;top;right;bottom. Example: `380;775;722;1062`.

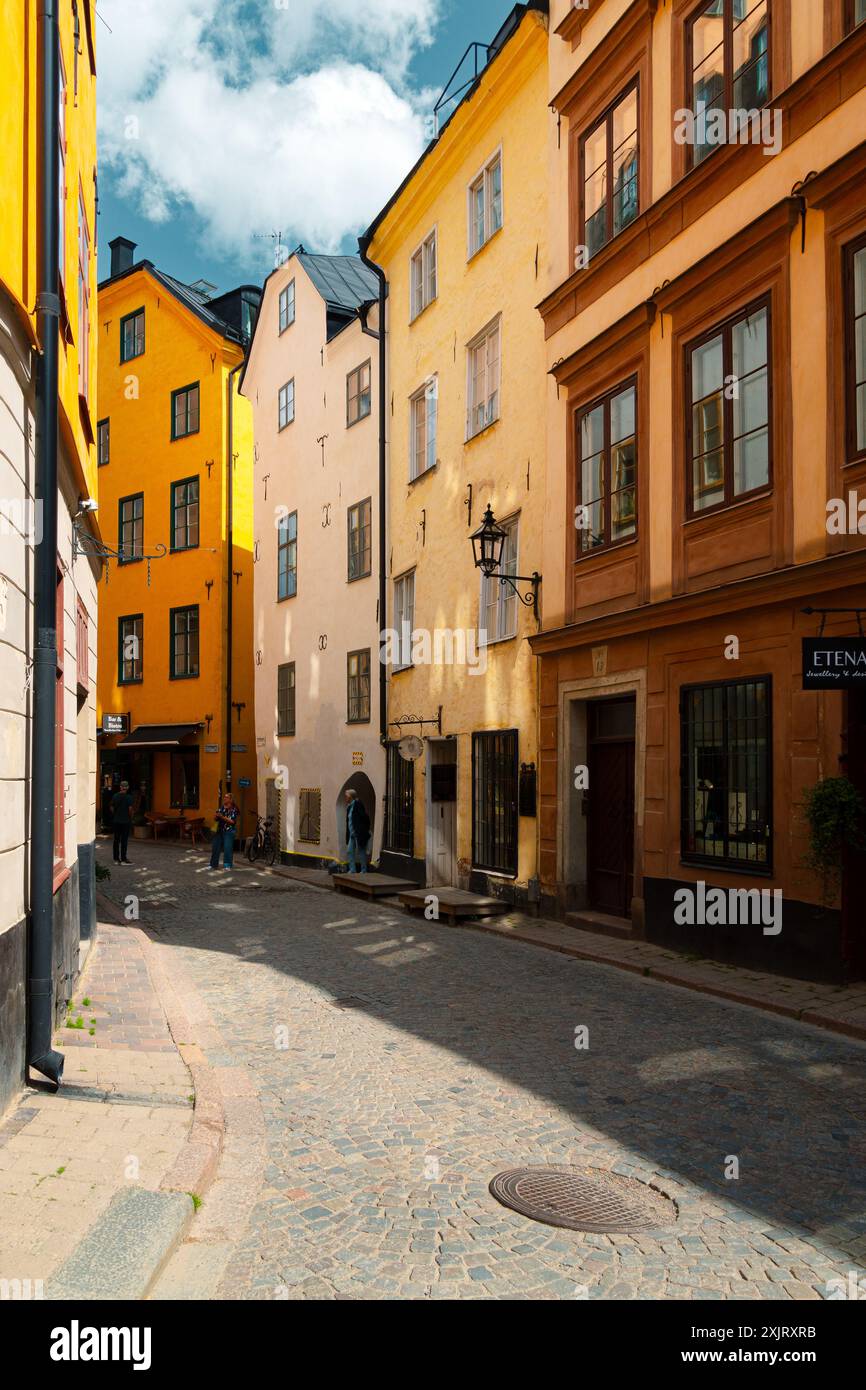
97;0;513;293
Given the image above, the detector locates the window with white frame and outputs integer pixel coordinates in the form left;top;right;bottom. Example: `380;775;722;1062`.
278;379;295;430
410;230;437;320
409;377;438;480
467;317;501;439
468;151;503;257
393;570;415;670
279;279;295;333
480;515;519;645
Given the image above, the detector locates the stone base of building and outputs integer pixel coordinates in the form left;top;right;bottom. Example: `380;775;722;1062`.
0;920;26;1118
643;877;844;985
378;852;426;885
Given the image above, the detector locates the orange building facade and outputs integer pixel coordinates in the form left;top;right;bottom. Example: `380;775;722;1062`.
96;240;260;836
533;0;866;982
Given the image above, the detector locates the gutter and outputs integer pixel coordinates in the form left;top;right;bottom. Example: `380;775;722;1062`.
29;0;64;1087
357;239;388;748
225;362;243;798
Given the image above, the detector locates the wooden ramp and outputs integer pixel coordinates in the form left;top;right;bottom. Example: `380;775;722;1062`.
333;872;418;900
399;887;507;925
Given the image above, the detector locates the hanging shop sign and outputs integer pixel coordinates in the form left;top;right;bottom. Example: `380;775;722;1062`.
802;637;866;689
101;713;129;735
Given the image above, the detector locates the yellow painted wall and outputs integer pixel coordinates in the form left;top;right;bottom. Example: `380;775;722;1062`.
0;0;98;501
96;268;257;824
370;10;548;886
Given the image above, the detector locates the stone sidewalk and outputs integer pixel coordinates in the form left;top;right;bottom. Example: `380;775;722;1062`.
0;917;216;1299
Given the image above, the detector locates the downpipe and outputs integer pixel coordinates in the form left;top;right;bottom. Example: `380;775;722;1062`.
29;0;64;1088
357;237;388;747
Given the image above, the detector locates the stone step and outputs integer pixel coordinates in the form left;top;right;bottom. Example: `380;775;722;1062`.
566;909;633;941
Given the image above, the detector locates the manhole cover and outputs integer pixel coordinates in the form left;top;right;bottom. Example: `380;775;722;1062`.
489;1166;676;1233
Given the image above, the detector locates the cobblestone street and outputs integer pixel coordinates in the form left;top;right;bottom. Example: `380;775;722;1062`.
98;841;866;1301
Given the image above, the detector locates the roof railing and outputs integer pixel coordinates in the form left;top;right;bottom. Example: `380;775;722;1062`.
433;41;492;134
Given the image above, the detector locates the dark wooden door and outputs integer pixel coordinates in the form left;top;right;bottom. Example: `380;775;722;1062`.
587;698;636;917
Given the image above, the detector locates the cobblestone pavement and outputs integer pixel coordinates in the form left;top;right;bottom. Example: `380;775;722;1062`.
99;841;866;1301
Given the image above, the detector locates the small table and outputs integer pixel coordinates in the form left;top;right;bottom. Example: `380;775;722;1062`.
179;817;207;845
144;813;170;840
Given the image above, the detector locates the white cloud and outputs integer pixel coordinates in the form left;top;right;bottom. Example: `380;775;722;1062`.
97;0;441;264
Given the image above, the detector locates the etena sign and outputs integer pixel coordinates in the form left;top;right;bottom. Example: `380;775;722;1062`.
101;714;129;735
802;637;866;689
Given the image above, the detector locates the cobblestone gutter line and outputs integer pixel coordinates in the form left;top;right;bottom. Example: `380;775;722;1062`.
95;890;229;1294
463;916;866;1045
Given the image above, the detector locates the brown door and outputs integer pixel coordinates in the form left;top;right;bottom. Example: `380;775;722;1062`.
586;696;636;917
842;690;866;979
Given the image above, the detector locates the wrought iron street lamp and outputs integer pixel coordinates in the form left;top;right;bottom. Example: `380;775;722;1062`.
469;504;542;621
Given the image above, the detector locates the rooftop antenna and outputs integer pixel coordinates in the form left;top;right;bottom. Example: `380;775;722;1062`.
252;230;293;268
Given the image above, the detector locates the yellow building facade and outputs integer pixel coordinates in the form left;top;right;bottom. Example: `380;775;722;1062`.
365;4;549;902
96;241;260;835
0;1;100;1110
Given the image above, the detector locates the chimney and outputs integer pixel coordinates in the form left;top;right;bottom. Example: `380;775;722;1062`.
109;236;137;277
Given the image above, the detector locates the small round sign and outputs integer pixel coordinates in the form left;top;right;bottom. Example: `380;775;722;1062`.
398;735;424;762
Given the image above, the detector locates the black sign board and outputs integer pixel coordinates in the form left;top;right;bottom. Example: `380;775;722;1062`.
802;637;866;689
102;713;129;735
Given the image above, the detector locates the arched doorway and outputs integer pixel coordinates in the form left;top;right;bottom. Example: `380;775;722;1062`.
336;772;377;862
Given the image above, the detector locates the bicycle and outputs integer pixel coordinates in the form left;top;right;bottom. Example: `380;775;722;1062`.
246;815;277;867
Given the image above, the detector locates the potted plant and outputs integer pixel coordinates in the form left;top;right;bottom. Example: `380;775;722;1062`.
801;776;864;903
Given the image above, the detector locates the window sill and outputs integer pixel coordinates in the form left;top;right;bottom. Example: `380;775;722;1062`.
391;664;414;675
573;534;639;563
171;429;200;443
467;222;503;265
680;856;773;879
170;544;200;554
471;864;518;881
479;630;518;648
347;571;372;585
169;672;200;681
347;410;372;430
683;488;773;526
277;592;298;604
409;298;437;327
278;420;295;433
118;678;143;687
53;865;71;895
408;462;438;487
465;414;500;446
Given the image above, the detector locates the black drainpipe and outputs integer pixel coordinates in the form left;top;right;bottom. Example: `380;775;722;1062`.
225;362;242;799
29;0;64;1087
357;238;387;747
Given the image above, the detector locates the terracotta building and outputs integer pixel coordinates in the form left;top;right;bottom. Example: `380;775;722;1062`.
533;0;866;981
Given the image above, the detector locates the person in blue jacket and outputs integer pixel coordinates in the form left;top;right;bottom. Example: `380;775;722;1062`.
344;790;371;874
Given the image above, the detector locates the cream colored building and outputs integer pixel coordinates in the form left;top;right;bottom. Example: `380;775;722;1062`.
241;253;385;866
364;4;549;903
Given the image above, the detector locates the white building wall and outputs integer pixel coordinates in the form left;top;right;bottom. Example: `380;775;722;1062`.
246;259;385;865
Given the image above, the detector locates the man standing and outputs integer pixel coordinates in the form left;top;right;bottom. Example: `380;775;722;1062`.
344;789;371;874
111;781;134;864
209;794;239;870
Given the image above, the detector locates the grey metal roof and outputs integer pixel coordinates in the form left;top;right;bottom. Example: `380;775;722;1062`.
151;268;247;344
297;254;379;312
97;260;248;344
